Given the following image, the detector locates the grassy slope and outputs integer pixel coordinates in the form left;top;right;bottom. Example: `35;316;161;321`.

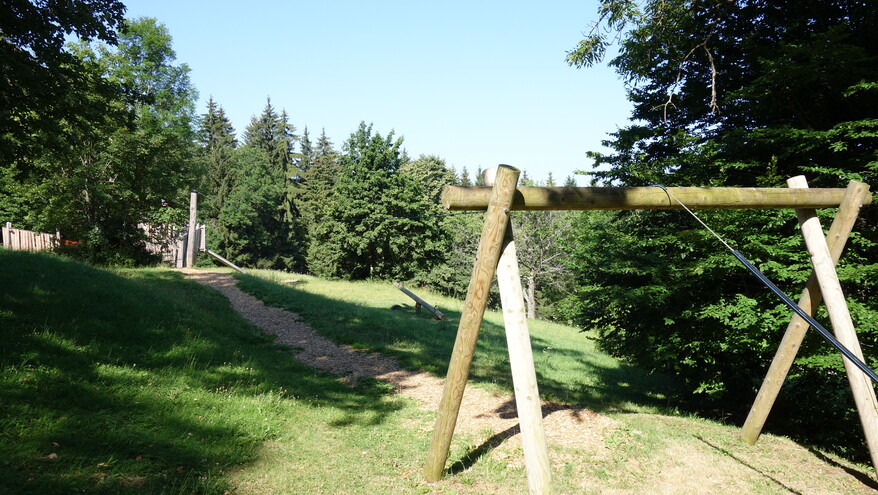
0;252;430;494
236;269;878;494
1;252;875;494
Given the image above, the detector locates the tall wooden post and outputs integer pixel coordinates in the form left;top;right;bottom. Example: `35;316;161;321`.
424;165;520;482
742;180;869;444
186;190;198;268
496;220;553;494
788;175;878;472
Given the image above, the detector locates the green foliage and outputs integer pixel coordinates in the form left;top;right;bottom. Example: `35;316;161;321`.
400;154;456;205
3;17;199;266
196;97;238;220
305;123;448;281
217;99;305;270
568;0;878;457
216;147;288;269
0;0;126;165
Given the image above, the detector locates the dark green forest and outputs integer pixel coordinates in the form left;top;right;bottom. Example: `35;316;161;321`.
3;0;878;460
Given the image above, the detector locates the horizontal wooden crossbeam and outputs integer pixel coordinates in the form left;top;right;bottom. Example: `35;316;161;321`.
442;186;872;211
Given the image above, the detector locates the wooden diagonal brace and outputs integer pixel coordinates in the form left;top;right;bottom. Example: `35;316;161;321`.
742;179;870;444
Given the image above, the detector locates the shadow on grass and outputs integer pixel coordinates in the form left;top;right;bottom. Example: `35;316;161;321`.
235;272;680;416
0;251;403;494
807;448;878;490
695;436;809;494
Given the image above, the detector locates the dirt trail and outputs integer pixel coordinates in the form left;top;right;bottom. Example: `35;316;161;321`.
182;269;878;494
181;269;617;455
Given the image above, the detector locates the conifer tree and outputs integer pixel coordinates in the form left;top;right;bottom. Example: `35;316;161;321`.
298;126;313;175
240;98;304;270
308;122;446;280
300;129;341;276
474;166;485;186
458;167;472;186
197;97;237;222
401;154;456;205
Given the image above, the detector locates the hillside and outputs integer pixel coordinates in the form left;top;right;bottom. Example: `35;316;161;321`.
1;250;875;494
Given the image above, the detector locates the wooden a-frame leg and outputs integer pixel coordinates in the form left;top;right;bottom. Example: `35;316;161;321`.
741;179;870;444
424;165;521;482
496;220;553;494
788;176;878;472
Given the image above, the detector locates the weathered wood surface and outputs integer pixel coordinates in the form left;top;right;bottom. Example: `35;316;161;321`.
186;190;199;268
202;248;246;274
496;221;553;494
1;223;56;251
393;283;446;320
789;175;878;473
425;165;521;482
741;180;869;445
442;186;871;211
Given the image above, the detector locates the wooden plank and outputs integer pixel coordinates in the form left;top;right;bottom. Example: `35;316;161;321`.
203;248;246;274
496;220;553;494
424;165;521;482
442;186;871;211
789;175;878;472
742;180;869;444
393;283;446;320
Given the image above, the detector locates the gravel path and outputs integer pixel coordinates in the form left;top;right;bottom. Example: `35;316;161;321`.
181;269;617;456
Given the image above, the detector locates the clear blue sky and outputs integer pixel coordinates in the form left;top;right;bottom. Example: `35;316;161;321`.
121;0;632;185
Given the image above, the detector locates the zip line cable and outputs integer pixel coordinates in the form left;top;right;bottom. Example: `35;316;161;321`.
654;185;878;385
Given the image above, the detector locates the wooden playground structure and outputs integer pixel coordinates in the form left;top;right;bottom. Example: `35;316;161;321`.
424;165;876;494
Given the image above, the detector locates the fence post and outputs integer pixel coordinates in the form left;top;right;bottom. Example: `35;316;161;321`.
186;190;198;267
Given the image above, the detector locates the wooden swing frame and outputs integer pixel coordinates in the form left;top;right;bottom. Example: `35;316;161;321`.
423;165;876;494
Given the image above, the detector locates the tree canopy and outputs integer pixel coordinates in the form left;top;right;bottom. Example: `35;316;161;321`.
565;0;878;457
0;0;127;164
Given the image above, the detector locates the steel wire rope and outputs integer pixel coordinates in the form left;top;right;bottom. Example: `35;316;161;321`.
654;184;878;385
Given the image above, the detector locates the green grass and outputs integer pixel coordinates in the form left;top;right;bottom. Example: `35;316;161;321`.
2;253;876;494
236;269;680;414
0;252;429;494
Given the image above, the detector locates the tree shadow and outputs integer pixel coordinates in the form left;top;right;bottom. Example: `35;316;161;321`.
0;252;405;494
807;448;878;490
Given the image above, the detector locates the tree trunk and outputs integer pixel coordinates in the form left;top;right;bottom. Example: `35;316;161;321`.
526;273;537;319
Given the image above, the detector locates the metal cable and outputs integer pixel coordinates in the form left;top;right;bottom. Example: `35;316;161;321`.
655;184;878;385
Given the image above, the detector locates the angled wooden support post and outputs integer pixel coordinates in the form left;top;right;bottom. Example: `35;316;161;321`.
787;175;878;472
424;165;521;482
496;220;553;494
742;179;870;444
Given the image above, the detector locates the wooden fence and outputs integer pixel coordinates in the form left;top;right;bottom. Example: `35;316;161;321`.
1;223;58;251
1;221;205;268
141;223;205;267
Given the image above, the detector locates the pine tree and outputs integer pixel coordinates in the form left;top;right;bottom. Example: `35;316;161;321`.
458;167;472;186
309;122;446;280
299;129;341;275
240;98;303;270
401;154;456;205
474;166;485;186
197;97;237;223
298;126;313;176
